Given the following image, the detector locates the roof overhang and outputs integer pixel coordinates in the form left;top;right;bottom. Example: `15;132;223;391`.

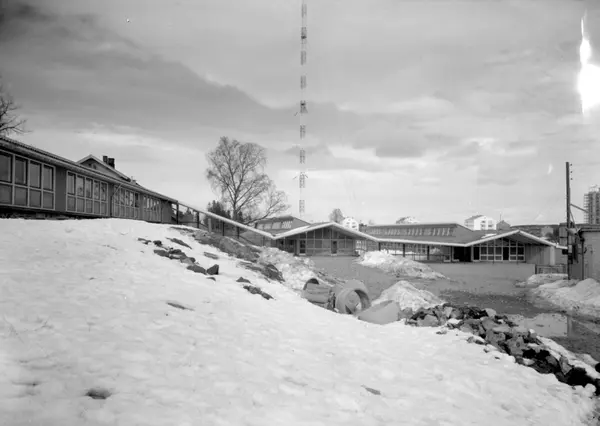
462;230;561;248
273;221;379;241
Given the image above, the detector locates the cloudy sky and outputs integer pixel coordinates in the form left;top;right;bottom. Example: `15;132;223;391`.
1;0;599;225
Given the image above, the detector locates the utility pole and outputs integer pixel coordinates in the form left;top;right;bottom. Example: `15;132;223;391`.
566;161;572;280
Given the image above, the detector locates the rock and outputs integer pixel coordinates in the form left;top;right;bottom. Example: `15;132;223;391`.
417;314;441;327
485;330;506;351
484;308;497;318
443;306;454;318
207;264;219;275
559;355;573;376
484;345;499;353
137;238;151;244
237;277;252;284
153;240;163;247
449;308;464;320
504;336;527;358
596;363;600;374
169;253;184;260
153;249;170;258
204;252;219;260
447;318;463;328
492;324;512;335
263;263;284;282
180;257;195;266
357;301;400;325
399;308;415;320
243;285;274;300
166;301;194;311
168;237;192;249
480;318;498;332
170;248;184;255
520;358;535;366
467;335;486;345
436;329;448;335
207;277;216;281
187;264;206;274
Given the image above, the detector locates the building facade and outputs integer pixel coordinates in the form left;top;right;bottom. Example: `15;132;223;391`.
584;185;600;224
465;215;497;231
0;136;176;223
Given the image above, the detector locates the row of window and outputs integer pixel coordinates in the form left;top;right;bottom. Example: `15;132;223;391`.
258;220;293;230
66;172;109;215
367;227;454;237
111;187;162;221
0;152;55;209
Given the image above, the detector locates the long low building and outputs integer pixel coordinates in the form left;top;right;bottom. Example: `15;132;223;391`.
242;219;564;265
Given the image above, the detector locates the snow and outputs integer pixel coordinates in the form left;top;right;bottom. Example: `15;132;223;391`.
0;218;597;426
259;247;318;291
373;281;445;311
515;274;569;289
357;251;447;280
531;278;600;317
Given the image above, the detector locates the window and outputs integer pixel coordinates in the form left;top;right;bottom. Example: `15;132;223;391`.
67;172;108;217
14;157;27;185
30;190;41;208
0;153;11;183
42;166;54;191
14;187;27;206
29;162;41;188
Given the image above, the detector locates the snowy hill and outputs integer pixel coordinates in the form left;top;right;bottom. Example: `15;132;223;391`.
0;219;596;425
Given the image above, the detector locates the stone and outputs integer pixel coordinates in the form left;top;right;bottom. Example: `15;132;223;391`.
492;324;512;335
207;277;216;281
480;318;498;332
504;336;527;358
243;285;274;300
153;249;169;258
187;264;206;274
436;329;448;335
559;355;573;376
207;264;219;275
520;358;535;366
153;240;163;247
467;335;486;345
484;345;499;353
169;253;184;260
449;308;464;320
180;257;195;266
398;308;415;320
459;324;475;335
357;301;401;325
417;314;440;327
447;318;463;328
168;237;192;249
484;308;497;318
237;277;252;284
137;238;151;244
263;263;284;282
485;330;506;351
204;252;219;260
443;306;454;318
170;248;184;256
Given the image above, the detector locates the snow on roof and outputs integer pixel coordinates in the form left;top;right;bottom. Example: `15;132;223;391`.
0;218;592;424
465;214;485;221
273;221;379;241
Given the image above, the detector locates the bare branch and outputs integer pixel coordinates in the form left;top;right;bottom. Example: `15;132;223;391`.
205;137;289;224
0;82;27;136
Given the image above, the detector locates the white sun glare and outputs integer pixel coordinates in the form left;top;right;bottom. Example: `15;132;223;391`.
578;13;600;114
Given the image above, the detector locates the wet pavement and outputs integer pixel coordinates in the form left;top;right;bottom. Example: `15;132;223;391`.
311;257;600;361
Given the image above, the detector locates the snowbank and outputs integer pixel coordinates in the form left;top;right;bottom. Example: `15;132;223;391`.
531;278;600;317
373;280;445;311
357;251;446;279
0;218;596;426
258;247;318;291
516;273;569;289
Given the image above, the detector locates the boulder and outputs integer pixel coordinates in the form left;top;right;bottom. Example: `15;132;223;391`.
243;284;274;300
357;301;401;325
207;264;219;275
180;257;195;266
484;308;497;318
153;240;163;247
168;237;192;249
417;314;440;327
153;249;170;258
187;264;206;274
204;252;219;260
237;277;252;284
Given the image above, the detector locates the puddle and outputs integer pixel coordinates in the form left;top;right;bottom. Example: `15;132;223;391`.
507;313;570;338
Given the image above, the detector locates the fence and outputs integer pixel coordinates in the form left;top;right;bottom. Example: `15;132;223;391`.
535;264;567;275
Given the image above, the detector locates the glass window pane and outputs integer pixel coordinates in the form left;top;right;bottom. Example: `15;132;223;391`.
14;157;27;185
85;178;92;198
14;186;27;206
67;173;75;195
93;181;99;200
93;201;100;214
76;197;85;213
114;205;120;217
42;166;54;191
29;162;41;188
86;199;93;213
0;183;12;204
30;189;41;208
100;183;107;201
76;176;84;196
119;189;124;205
0;153;11;183
67;195;76;211
134;193;139;207
100;202;107;216
42;192;54;209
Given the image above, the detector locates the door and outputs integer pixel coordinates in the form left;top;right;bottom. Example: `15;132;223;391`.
503;247;510;261
299;240;306;255
331;240;338;255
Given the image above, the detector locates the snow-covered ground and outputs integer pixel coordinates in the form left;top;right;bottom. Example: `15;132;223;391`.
531;277;600;318
259;247;317;291
373;281;445;312
0;219;597;425
515;273;569;289
357;251;447;280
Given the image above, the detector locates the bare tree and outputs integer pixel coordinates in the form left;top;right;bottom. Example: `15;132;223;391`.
0;82;26;136
329;208;344;223
205;137;289;224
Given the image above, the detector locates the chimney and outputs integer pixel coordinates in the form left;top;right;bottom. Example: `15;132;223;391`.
108;158;115;168
102;155;109;164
